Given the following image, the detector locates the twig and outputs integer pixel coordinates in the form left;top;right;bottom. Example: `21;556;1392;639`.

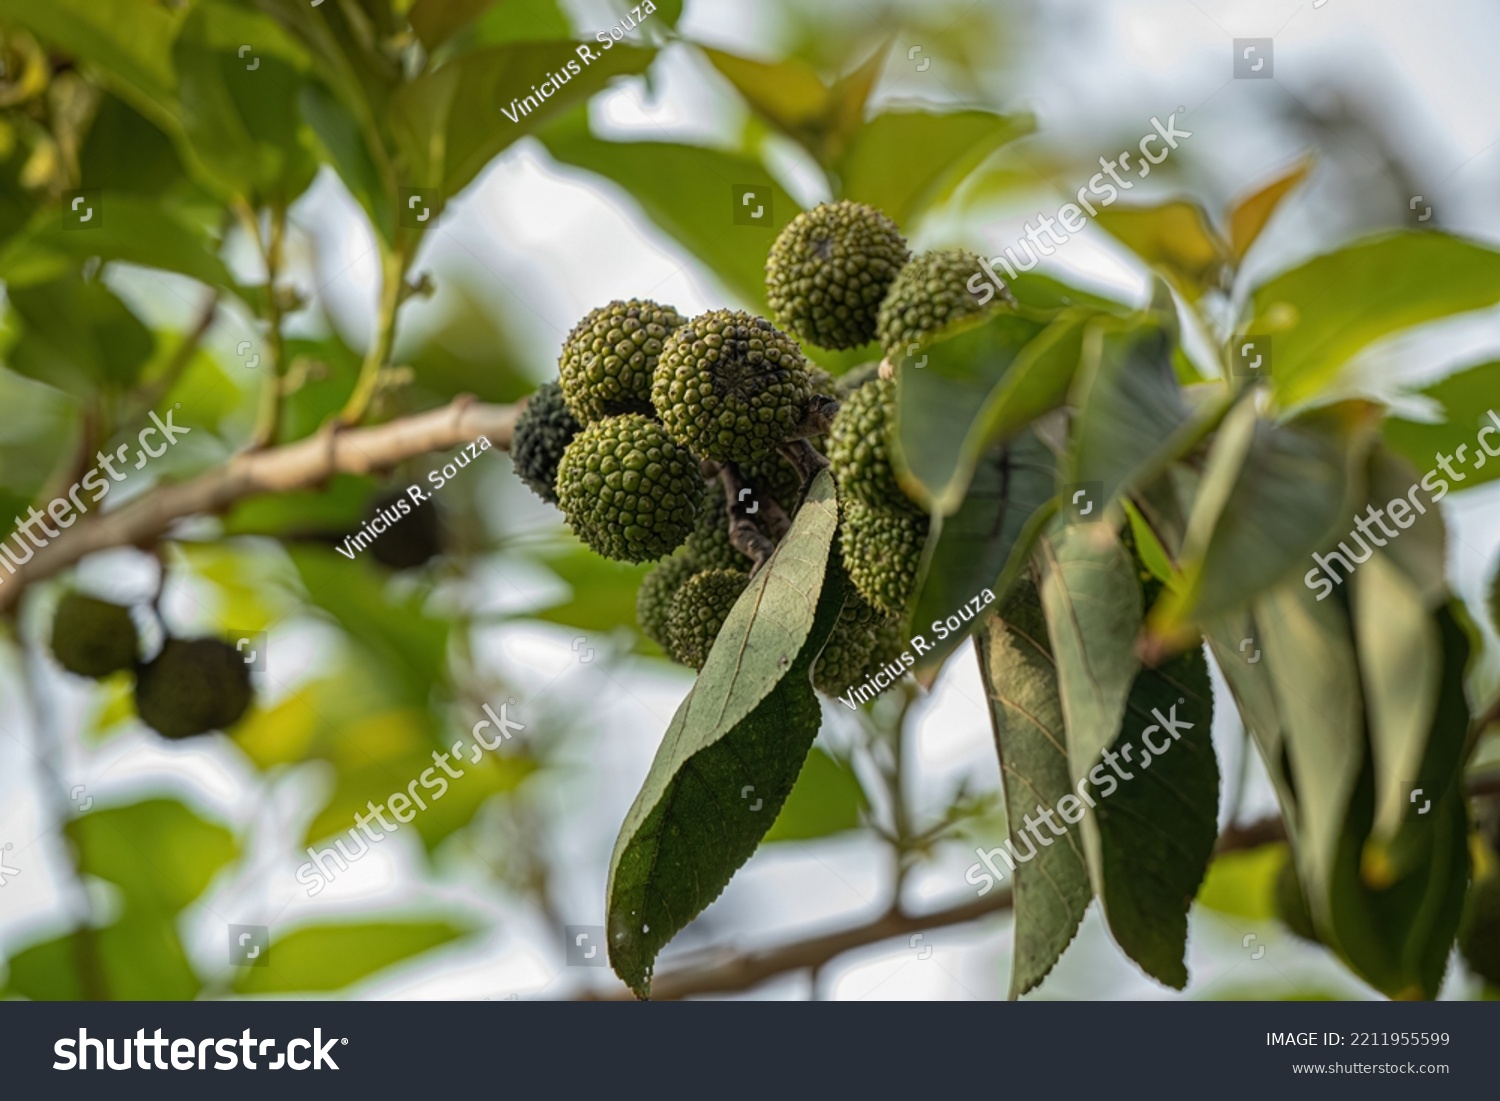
719;464;775;574
0;396;519;612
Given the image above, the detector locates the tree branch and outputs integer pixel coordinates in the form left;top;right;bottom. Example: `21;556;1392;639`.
0;396;519;612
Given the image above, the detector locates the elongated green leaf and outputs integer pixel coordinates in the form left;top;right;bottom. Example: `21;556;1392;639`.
1164;400;1379;625
1070;320;1227;511
6;276;155;397
907;431;1055;672
762;747;865;843
607;472;842;997
1250;232;1500;405
541;114;801;310
1383;360;1500;494
893;308;1069;514
2;915;200;1000
1095;201;1228;300
1090;638;1217;988
300;82;392;240
1255;581;1364;920
976;580;1090;998
1360;445;1447;606
393;43;652;198
1036;520;1142;860
410;0;503;50
234;921;471;994
837;109;1035;226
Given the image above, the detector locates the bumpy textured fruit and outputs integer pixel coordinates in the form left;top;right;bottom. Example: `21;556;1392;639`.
876;248;998;364
840;498;928;615
51;593;138;678
683;484;749;573
637;553;701;648
1459;873;1500;985
740;452;806;511
827;376;909;510
652;309;812;462
558;299;685;423
512;381;581;504
766;200;910;350
665;568;748;669
555;414;701;563
134;638;254;739
812;593;882;696
1274;857;1320;944
835;362;882;398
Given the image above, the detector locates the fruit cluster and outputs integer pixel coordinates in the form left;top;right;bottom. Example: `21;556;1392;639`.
50;592;253;739
510;199;1013;693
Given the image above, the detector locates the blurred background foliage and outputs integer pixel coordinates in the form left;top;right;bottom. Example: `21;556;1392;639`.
0;0;1495;1000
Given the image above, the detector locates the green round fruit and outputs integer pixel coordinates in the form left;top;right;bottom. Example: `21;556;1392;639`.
827;376;909;511
652;309;812;462
835;362;882;398
1459;873;1500;985
683;483;749;573
555;414;701;563
50;593;138;678
739;452;807;512
766;200;909;351
1274;856;1320;944
840;498;927;616
637;553;702;648
134;638;254;739
876;248;999;365
665;568;748;669
558;299;685;423
512;381;581;504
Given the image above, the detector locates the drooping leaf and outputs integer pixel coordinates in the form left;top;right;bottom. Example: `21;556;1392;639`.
762;747;866;843
1095;201;1229;300
975;580;1091;998
233;921;471;994
837;109;1035;226
607;472;842;997
1382;359;1500;494
1089;636;1218;988
540;112;801;310
1228;158;1312;262
1249;232;1500;405
299;82;391;240
409;0;504;51
907;431;1055;672
6;276;155;397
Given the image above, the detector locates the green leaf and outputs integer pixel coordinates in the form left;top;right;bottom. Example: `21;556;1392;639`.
1360;445;1447;606
541;113;801;310
703;46;830;137
606;471;842;997
836;109;1035;226
1383;360;1500;494
1036;521;1143;840
409;0;504;51
79;94;189;195
1254;581;1364;923
891;309;1053;513
0;0;184;128
1161;399;1379;626
1228;158;1312;263
69;798;238;915
1095;201;1229;301
976;580;1091;997
1069;319;1226;512
0;195;234;289
1090;637;1218;988
1249;232;1500;405
233;921;471;994
3;915;200;1000
1197;845;1285;922
762;747;866;843
907;431;1056;672
300;82;391;241
291;546;452;708
6;276;155;396
392;42;653;198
